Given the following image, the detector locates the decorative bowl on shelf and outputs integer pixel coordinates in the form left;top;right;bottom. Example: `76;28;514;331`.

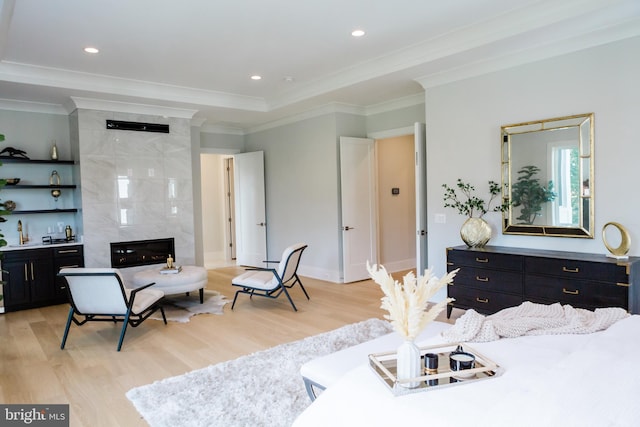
4;178;20;185
4;200;16;211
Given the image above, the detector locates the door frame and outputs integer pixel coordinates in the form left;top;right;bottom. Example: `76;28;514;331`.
367;125;424;273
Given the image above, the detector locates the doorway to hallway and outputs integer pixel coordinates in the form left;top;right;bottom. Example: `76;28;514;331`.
201;153;236;269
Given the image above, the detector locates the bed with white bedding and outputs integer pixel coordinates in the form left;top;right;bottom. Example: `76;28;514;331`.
294;315;640;427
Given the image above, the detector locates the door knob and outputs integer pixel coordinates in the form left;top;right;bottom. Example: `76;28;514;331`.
343;226;354;231
256;222;266;226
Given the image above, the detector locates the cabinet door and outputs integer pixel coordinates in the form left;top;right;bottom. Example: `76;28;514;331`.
29;257;55;304
2;258;31;310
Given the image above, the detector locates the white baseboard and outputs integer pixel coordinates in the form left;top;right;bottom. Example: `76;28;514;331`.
297;264;342;284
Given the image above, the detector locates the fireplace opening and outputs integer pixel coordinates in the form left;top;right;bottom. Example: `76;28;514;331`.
110;238;175;268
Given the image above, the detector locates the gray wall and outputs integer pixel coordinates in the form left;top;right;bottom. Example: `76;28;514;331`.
0;110;76;245
244;113;353;281
426;37;640;293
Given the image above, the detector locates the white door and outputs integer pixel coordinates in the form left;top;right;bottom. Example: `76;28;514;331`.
340;137;377;283
233;151;267;267
414;122;428;275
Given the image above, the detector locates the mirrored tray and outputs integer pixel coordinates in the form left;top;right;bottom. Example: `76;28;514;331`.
368;342;502;396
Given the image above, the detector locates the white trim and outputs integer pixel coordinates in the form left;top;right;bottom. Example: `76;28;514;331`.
416;17;640;90
367;126;415;140
297;265;342;284
0;60;267;112
69;96;198;119
247;102;365;134
365;93;424;116
0;97;67;115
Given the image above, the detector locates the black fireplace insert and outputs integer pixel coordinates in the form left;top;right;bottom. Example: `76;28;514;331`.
110;237;175;268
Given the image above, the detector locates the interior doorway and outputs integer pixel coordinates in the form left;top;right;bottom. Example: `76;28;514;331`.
201;153;236;269
375;134;417;273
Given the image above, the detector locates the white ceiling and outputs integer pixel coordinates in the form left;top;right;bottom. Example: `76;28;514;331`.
0;0;638;132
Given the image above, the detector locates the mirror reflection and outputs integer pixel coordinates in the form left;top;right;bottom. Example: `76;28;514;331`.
501;113;594;238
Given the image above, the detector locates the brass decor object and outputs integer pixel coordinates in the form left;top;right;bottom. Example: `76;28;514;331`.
602;222;631;259
49;170;61;200
460;217;492;248
501;113;594;238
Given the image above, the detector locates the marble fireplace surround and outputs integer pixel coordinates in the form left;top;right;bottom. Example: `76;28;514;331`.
71;107;196;270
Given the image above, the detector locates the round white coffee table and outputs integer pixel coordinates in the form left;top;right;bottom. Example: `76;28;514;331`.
132;265;208;303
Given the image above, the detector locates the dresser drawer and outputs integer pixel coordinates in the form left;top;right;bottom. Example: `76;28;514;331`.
525;275;628;310
448;249;523;272
525;257;627;283
448;285;523;315
452;267;522;294
53;245;84;258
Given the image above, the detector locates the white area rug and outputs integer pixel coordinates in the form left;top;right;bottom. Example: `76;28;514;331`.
151;290;228;323
126;318;393;427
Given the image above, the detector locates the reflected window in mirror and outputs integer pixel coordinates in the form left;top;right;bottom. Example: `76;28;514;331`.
501;113;594;238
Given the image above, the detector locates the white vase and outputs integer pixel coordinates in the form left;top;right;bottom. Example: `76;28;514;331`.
460;217;492;248
396;340;421;388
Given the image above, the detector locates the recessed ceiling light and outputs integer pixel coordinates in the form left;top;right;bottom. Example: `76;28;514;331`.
84;47;99;54
250;75;262;80
351;29;365;37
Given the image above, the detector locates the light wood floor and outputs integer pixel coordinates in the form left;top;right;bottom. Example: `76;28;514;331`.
0;267;462;427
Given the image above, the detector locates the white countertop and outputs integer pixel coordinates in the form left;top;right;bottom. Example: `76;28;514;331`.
1;241;83;251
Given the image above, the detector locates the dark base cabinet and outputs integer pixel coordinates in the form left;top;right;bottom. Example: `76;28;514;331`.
446;245;640;317
2;245;84;312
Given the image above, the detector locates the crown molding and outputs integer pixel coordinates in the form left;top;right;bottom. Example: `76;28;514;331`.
365;93;424;116
0;97;67;115
0;60;267;112
246;102;365;134
415;18;640;90
68;96;198;119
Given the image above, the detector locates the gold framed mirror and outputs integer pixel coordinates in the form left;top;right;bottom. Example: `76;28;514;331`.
501;113;594;238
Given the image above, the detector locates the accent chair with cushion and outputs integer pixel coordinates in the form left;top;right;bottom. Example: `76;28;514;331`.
231;243;309;311
58;267;166;351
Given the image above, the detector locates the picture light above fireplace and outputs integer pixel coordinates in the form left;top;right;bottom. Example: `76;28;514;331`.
106;119;169;133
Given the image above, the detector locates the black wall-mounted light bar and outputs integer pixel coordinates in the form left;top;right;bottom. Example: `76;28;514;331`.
106;120;170;133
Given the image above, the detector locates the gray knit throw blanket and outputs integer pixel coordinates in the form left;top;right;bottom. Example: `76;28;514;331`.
442;301;629;342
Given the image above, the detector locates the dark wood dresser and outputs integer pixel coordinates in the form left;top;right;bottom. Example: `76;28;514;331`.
446;245;640;317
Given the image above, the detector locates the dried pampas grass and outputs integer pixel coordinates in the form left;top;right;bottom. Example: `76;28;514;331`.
367;262;458;340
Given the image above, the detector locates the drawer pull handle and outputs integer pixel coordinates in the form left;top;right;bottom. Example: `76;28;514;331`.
476;297;489;303
475;276;489;282
616;282;630;288
58;249;79;254
562;266;579;273
475;257;489;263
59;264;80;269
562;288;579;295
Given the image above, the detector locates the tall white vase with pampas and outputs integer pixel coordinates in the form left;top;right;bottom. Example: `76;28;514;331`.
396;340;421;388
367;262;458;390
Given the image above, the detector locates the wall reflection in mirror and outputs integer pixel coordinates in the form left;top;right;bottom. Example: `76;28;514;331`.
501;113;594;238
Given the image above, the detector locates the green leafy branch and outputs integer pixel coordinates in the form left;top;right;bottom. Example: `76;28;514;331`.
442;179;509;218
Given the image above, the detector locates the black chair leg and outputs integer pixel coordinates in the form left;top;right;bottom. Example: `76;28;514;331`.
280;286;298;312
60;307;75;349
231;290;241;310
199;288;204;304
117;310;132;351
